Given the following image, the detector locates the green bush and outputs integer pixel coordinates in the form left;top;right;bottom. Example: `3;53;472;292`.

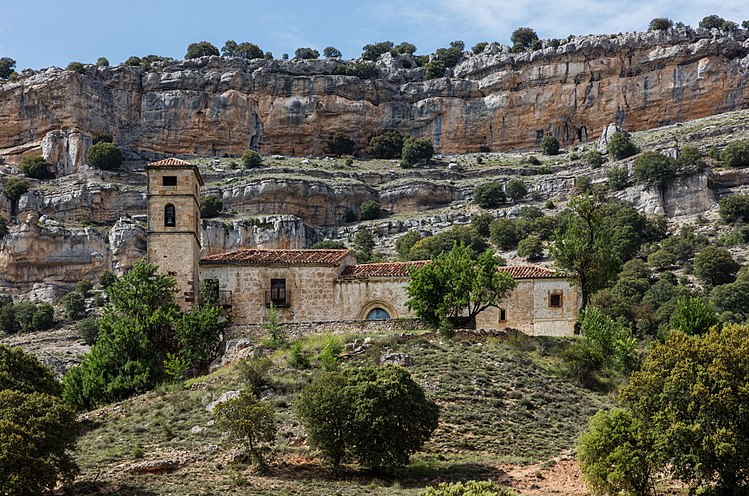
200;195;222;218
694;246;740;287
98;271;117;289
473;182;506;208
31;303;54;331
489;219;522;250
221;40;263;59
607;131;638;160
510;27;539;52
288;341;311;369
669;297;719;335
86;142;123;170
408;226;487;261
633;151;677;189
19;155;53;180
420;480;519;496
366;129;404;159
76;317;100;345
607;166;629;190
310;240;346;249
540;135;560;155
401;137;434;167
471;213;494;237
395;230;422;260
0;57;16;79
214;390;277;472
648;17;673;31
0;217;7;238
425;59;446;79
505;178;527;203
4;176;30;203
578;408;663;496
294;47;319;59
0;304;19;334
185;41;219;59
62;292;86;321
65;61;85;73
699;14;726;29
296;365;439;469
678;145;706;173
517;236;544;260
711;280;749;322
719;194;749;223
472;42;489;54
333;62;379;79
575;175;593;194
96;57;109;67
721;139;749;168
241;149;262;168
359;200;380;221
326;133;354;156
361;41;394;61
317;335;342;371
239;356;273;396
583;149;606;168
323;46;342;58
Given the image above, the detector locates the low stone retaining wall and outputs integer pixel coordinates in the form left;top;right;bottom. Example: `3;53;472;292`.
225;318;427;341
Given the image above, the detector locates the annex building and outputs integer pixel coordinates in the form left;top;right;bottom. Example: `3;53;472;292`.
146;158;579;337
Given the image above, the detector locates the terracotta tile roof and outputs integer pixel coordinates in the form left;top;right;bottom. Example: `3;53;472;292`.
498;265;560;279
148;158;193;166
201;248;351;266
339;261;430;279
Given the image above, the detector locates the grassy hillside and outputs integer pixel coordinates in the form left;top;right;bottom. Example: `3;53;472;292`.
72;332;610;495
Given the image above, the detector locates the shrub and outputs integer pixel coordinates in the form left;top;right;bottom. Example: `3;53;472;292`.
693;246;740;287
214;390;276;472
395;230;422;260
221;40;263;60
578;408;663;496
86;142;123;170
473;182;506;208
19;155;53;180
294;47;319;60
633;151;677;189
310;240;346;249
517;236;544;260
323;46;342;58
262;303;286;350
98;271;117;289
471;42;490;54
31;303;54;331
401;137;434;167
4;176;30;203
575;175;593;194
353;228;376;263
583;149;606;168
241;150;262;168
471;213;494;237
66;61;85;73
678;145;706;173
699;14;726;29
719;194;749;223
326;133;354;156
239;356;273;396
361;41;394;61
421;481;519;496
77;317;100;345
648;17;673;31
669;297;719;335
333;62;379;79
0;304;18;334
489;219;522;250
510;27;539;52
394;42;417;55
366;130;404;158
96;57;109;67
607;166;629;190
711;280;749;322
425;59;446;79
200;195;222;218
540;135;560;155
288;341;311;369
607;131;638;160
318;335;342;371
61;292;86;320
296;366;439;469
359;200;380;221
185;41;219;59
505;178;527;203
408;225;487;261
0;57;16;79
124;56;141;66
721;139;749;168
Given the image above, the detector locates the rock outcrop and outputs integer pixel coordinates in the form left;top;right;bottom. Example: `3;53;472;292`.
0;29;747;160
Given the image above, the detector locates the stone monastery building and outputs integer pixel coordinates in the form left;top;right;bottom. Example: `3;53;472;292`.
146;158;579;336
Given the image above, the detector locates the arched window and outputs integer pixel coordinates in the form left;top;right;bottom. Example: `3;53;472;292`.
164;204;176;227
366;307;391;321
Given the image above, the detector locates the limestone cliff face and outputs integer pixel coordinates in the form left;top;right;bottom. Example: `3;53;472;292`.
0;29;747;162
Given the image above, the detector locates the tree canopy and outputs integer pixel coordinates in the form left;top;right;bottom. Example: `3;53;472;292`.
406;243;515;331
185;41;219;59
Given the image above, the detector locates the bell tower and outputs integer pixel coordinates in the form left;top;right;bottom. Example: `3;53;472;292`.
145;158;204;310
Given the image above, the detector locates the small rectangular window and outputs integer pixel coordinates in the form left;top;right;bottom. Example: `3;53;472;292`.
269;279;288;306
549;293;563;308
163;176;177;186
499;309;507;322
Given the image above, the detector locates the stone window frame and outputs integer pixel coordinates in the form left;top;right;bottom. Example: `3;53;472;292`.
359;301;397;321
548;291;563;308
270;278;288;306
